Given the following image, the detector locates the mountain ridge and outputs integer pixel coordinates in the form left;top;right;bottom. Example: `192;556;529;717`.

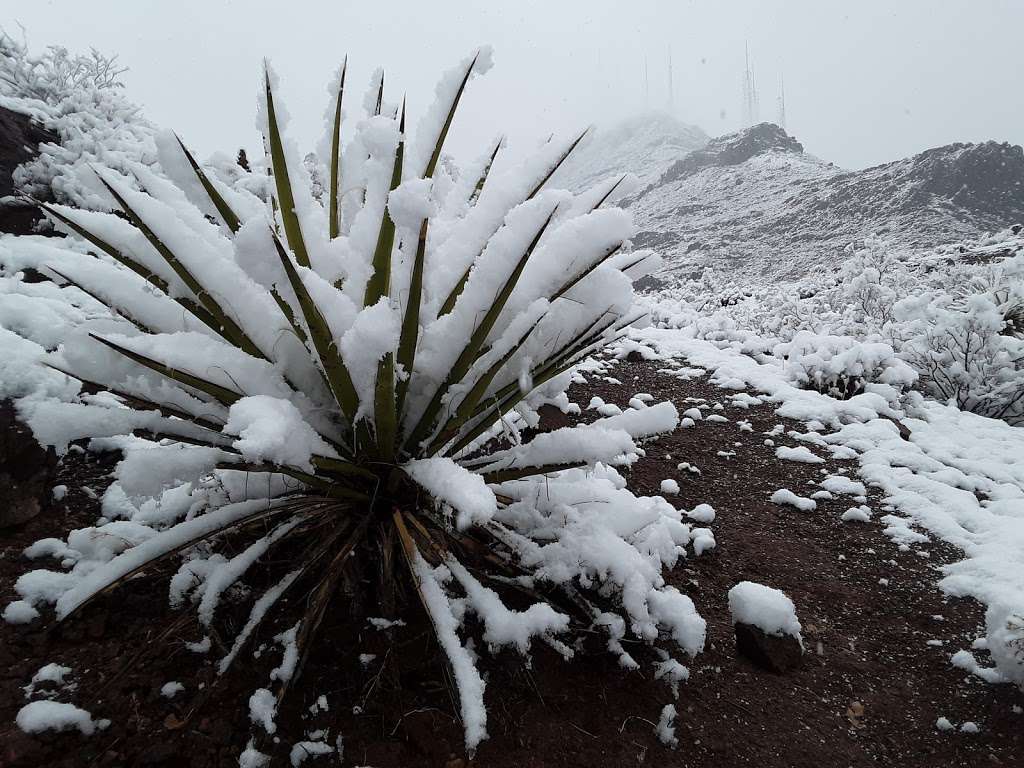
604;119;1024;281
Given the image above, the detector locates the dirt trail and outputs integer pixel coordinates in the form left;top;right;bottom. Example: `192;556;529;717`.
1;358;1021;767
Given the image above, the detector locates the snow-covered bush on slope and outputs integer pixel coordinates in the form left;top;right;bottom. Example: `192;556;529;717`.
895;291;1024;424
0;51;705;758
641;233;1024;425
773;331;917;400
1;28;127;102
0;29;156;209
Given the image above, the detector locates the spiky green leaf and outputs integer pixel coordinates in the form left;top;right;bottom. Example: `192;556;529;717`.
270;231;359;420
264;65;312;268
175;133;242;233
328;57;348;240
404;206;557;452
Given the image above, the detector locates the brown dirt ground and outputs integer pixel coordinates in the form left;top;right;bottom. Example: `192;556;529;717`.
1;357;1021;768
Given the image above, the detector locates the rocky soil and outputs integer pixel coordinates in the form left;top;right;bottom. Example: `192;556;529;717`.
1;357;1021;767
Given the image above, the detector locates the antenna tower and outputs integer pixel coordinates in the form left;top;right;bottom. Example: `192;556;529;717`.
742;42;759;128
776;73;787;130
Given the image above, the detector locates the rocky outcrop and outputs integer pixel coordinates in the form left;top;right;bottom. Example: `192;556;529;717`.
734;621;804;673
0;105;57;235
649;122;804;190
0;400;57;527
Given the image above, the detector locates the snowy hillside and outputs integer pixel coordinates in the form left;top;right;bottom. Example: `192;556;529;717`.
622;123;1024;282
553;111;708;192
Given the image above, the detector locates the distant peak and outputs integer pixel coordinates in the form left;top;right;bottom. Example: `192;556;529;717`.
717;123;804;156
641;122;805;192
554;111;708;191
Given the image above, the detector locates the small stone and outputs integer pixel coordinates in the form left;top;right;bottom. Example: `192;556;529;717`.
734;621;803;672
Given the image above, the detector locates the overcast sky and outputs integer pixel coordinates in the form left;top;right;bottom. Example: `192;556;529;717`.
6;1;1023;170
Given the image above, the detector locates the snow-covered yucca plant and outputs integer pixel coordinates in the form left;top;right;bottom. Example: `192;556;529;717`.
6;50;706;756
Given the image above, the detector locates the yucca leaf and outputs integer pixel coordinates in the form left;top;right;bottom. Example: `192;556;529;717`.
374;71;384;116
550;242;623;302
40;204;167;290
437;264;470;318
591;173;628;212
481;462;586;485
364;100;405;308
270;515;370;718
218;519;351;677
310;455;376;481
466;311;615;422
328;56;347;240
218;461;369;501
59;499;321;624
43;362;226;431
426;138;499;331
468;137;502;206
264;64;311;268
423;51;479;180
445;313;623;457
367;102;406;457
613;252;653;274
396;218;428;419
373;352;397;457
45;265;153;334
89;333;244;406
174;133;241;233
404;206;557;452
93;172;267;360
270;231;359;420
40;203;225;335
137;428;238;452
427;311;545;455
527;128;589;200
437;131;585;318
270;287;308;343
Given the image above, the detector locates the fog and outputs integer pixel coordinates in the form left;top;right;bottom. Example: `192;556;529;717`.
6;0;1023;169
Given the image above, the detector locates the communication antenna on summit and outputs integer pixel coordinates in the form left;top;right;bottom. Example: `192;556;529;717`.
776;73;787;131
667;46;675;115
644;55;649;110
741;42;759;128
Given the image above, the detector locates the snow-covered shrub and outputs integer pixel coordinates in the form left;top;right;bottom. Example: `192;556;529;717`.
1;51;703;757
895;292;1024;425
774;331;917;400
0;29;155;209
1;28;127;102
986;603;1024;691
643;234;1024;425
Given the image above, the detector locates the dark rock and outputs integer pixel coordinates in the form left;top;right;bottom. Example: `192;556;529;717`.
0;399;57;528
734;621;803;673
632;273;669;293
625;350;646;363
0;106;58;235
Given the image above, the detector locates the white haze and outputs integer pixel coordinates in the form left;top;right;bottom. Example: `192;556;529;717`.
5;0;1023;170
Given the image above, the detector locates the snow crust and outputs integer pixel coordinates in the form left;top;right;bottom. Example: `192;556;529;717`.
404;457;497;530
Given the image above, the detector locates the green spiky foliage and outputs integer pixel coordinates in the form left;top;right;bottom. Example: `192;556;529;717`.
16;50;694;759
